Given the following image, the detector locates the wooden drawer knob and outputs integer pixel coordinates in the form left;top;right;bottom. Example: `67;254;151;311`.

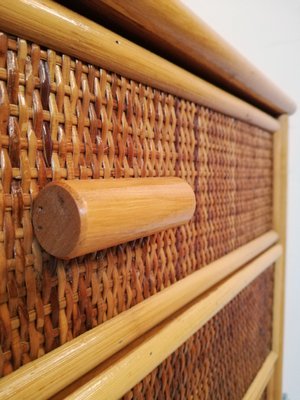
33;178;196;259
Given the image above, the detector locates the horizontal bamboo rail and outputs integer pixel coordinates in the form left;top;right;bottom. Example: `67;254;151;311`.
55;245;282;399
33;178;195;259
243;351;278;400
0;0;279;132
73;0;296;115
0;231;278;400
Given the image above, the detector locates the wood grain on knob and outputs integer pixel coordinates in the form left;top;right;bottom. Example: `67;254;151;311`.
33;178;196;259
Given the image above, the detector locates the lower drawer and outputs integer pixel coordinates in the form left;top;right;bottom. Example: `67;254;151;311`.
123;266;274;400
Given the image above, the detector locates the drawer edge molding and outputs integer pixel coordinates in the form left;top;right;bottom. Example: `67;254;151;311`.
0;231;279;399
0;0;279;132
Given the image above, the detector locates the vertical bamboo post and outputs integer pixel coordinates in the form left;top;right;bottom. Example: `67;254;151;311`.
267;115;288;400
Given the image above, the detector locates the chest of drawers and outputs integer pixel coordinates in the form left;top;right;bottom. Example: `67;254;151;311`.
0;1;295;399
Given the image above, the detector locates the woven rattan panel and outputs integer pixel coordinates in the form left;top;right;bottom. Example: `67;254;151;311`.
123;266;274;400
0;33;273;375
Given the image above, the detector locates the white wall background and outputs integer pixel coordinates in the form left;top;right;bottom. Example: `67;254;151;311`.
181;1;300;398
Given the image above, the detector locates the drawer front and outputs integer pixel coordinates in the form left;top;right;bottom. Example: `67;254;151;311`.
0;32;273;377
123;266;274;400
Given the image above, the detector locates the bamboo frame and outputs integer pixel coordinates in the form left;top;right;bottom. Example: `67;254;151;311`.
267;115;289;399
243;352;278;400
0;0;279;132
53;245;282;400
0;231;278;400
68;0;296;115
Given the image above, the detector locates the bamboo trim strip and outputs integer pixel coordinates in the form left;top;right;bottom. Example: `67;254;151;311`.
68;0;296;115
0;231;278;400
267;115;289;399
56;245;282;400
0;0;279;132
243;352;278;400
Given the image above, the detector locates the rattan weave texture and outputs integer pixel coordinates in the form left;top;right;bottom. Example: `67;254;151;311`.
0;33;273;376
123;266;274;400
